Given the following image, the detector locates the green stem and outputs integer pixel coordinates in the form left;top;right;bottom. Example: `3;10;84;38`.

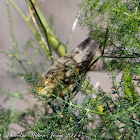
0;49;28;73
7;0;17;54
8;0;67;58
103;54;140;58
11;79;23;116
108;102;140;120
8;0;36;35
28;0;66;57
7;0;28;73
102;26;108;55
8;0;50;57
15;54;28;73
0;49;12;55
29;0;54;64
42;91;104;115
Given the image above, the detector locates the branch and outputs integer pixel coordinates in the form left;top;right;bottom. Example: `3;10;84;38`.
103;54;140;59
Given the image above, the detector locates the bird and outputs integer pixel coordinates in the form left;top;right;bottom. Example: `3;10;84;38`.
34;37;103;98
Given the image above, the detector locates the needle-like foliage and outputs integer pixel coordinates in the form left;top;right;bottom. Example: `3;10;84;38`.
0;0;139;139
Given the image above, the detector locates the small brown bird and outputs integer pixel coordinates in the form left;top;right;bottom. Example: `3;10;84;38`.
35;37;103;98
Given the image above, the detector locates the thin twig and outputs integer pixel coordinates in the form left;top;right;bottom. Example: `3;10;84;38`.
29;0;54;64
7;0;17;54
103;54;140;58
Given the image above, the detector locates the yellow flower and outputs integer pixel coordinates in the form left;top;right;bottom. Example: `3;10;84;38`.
92;98;96;103
76;68;79;74
97;105;104;113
